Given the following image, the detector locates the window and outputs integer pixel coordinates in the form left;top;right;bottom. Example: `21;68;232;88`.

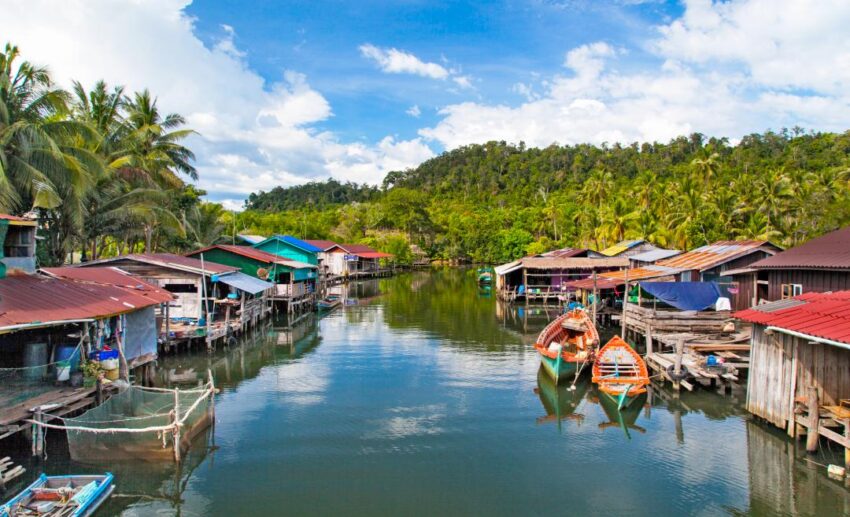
781;283;803;299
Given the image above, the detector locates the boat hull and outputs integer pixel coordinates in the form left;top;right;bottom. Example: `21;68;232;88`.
539;354;580;383
2;473;114;517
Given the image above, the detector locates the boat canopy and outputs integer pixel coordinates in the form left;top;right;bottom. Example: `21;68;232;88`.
640;281;723;311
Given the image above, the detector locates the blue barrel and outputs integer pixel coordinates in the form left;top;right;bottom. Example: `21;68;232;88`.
55;343;81;370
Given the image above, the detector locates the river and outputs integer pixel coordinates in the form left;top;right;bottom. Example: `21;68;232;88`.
7;269;850;515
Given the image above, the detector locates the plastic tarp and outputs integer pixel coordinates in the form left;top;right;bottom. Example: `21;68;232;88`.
639;282;722;311
124;306;157;361
215;271;274;294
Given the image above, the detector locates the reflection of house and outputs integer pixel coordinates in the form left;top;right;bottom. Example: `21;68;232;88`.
736;291;850;465
410;244;430;267
0;214;37;275
728;226;850;306
596;240;781;311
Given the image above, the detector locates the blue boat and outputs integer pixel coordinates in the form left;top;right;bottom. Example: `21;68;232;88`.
317;294;341;311
1;473;114;517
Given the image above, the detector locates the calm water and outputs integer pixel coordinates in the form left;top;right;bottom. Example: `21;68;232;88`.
5;269;850;516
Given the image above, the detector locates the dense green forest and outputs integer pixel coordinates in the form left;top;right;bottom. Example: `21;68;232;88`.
239;131;850;264
3;42;849;267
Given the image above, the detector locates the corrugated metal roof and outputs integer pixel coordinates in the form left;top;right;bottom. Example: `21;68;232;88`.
0;214;37;226
79;253;237;275
751;226;850;270
508;256;628;271
215;271;274;295
358;251;393;259
599;239;644;257
629;249;682;263
0;273;167;331
539;248;588;258
660;240;776;271
236;234;266;244
599;264;682;282
189;244;293;265
304;239;338;251
280;235;322;253
735;291;850;345
41;267;173;303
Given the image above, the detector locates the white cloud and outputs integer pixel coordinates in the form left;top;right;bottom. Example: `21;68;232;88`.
0;0;433;206
359;43;449;79
452;75;473;89
406;104;422;117
421;0;850;149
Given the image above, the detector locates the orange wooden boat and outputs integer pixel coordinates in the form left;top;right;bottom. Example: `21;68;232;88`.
592;336;649;410
534;308;599;383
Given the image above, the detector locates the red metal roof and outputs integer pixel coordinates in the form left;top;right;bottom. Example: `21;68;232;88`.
188;245;292;265
80;253;237;275
0;273;169;331
357;251;393;259
41;267;173;303
304;239;338;251
751;226;850;270
735;290;850;345
0;213;37;226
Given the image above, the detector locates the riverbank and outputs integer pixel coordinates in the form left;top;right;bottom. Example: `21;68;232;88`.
2;270;849;515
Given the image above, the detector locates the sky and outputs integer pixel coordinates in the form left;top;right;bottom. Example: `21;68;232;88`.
1;0;849;209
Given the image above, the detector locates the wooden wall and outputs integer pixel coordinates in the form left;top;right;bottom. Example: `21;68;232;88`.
747;324;850;430
766;269;850;301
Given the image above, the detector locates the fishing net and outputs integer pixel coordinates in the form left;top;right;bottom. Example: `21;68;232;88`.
64;385;212;462
0;343;82;409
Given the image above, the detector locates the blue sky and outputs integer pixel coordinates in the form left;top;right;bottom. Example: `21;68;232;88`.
2;0;849;208
186;0;682;144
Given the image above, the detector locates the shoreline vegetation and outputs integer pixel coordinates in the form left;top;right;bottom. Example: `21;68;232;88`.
3;41;849;268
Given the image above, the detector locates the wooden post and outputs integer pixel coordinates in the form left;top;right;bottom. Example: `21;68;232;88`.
673;337;685;392
173;388;182;463
845;419;850;469
164;303;171;349
645;325;653;356
32;408;43;457
620;269;630;338
200;254;212;352
591;272;598;324
522;268;528;303
806;386;819;453
787;342;799;437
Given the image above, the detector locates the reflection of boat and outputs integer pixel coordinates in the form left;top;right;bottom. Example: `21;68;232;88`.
477;267;493;284
535;367;589;430
317;295;341;311
2;473;114;517
534;309;599;383
596;388;647;439
592;336;649;410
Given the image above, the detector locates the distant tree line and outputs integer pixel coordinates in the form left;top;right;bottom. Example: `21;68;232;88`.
238;131;850;264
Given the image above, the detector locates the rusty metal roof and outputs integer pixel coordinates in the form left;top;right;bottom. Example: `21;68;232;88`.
735;291;850;345
304;239;339;251
0;213;37;226
79;253;237;276
513;256;629;270
189;245;291;265
751;226;850;270
41;267;173;303
0;273;169;332
660;240;777;271
599;264;682;282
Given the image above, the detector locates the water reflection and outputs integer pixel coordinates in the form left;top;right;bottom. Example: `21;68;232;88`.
5;269;850;516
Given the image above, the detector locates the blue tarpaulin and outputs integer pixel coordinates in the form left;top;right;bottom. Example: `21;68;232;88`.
639;282;722;311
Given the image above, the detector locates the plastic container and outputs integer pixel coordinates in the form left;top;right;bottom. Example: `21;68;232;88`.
54;343;80;381
23;342;48;380
104;368;120;381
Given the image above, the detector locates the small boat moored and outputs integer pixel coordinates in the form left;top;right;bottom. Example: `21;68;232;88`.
592;336;650;411
316;294;341;311
1;473;114;517
534;308;599;384
477;267;493;284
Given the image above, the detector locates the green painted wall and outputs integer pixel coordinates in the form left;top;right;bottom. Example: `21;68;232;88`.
188;248;316;284
254;239;318;265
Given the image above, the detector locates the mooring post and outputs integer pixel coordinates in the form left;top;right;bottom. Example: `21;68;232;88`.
620;269;630;338
173;388;182;463
806;386;819;453
673;337;685;392
31;408;43;457
645;325;653;356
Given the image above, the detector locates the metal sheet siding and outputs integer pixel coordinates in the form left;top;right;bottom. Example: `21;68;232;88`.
735;290;850;344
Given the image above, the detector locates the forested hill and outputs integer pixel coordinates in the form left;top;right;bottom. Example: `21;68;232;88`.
246;179;380;210
237;130;850;264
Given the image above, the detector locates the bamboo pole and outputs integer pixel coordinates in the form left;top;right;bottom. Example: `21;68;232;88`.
173;388;182;463
591;272;598;324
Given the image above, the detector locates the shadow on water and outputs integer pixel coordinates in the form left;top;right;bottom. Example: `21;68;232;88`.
3;268;850;515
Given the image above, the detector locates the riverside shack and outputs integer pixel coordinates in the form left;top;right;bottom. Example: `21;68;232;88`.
0;271;172;444
186;244;314;315
736;291;850;466
494;253;628;302
728;226;850;306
